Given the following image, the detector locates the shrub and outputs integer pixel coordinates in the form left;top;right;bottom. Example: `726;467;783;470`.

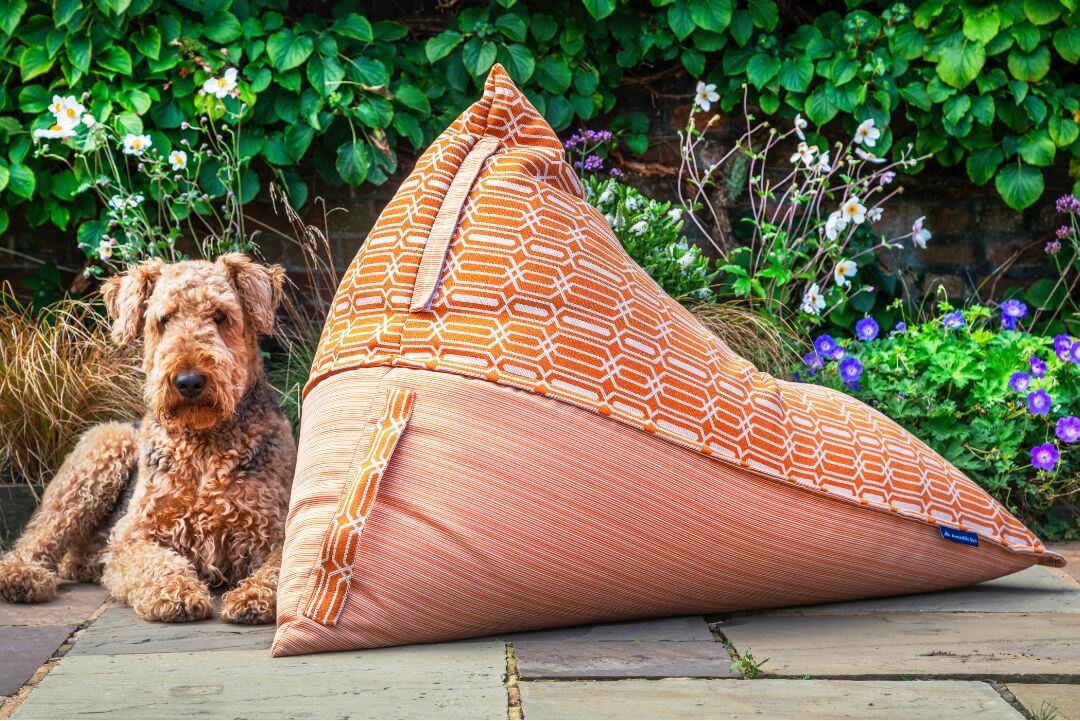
0;290;143;486
802;303;1080;539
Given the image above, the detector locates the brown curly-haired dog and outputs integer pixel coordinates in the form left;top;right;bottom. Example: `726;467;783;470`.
0;254;296;624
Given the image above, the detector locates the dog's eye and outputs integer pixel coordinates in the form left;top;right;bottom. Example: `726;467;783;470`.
158;314;171;328
212;310;225;324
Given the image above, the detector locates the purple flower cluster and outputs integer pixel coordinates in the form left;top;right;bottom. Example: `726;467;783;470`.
563;128;614;151
941;311;965;330
1058;225;1074;239
1006;335;1080;473
1055;335;1080;363
1000;299;1027;330
802;321;883;390
1055;194;1080;214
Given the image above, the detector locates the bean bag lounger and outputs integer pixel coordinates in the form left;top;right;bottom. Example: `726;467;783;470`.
272;65;1064;656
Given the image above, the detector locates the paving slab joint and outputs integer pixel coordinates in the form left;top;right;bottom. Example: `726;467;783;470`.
0;598;113;719
505;642;523;720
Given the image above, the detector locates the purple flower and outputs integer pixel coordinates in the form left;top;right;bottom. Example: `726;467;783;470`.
941;311;965;330
855;317;880;342
582;154;604;171
1056;194;1080;214
1046;240;1062;255
839;356;864;390
893;322;907;333
829;344;846;361
1031;443;1060;472
1072;342;1080;364
1029;356;1047;378
1008;372;1032;393
1058;225;1074;239
609;167;625;179
803;351;824;376
1000;299;1027;330
1056;416;1080;444
1028;389;1052;415
813;334;839;358
1054;335;1074;361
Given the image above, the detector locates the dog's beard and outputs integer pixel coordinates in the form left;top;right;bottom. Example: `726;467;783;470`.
146;367;243;431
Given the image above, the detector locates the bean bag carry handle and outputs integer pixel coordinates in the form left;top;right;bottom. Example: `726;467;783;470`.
301;387;415;627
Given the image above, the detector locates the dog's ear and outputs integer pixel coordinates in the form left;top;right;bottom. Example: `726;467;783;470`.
217;253;285;336
100;259;163;346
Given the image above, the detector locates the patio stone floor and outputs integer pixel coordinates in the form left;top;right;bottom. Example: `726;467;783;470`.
0;543;1077;719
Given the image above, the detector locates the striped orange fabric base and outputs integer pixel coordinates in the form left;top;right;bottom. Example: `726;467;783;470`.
272;367;1034;656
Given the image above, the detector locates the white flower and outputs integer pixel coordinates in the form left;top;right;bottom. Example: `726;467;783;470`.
667;208;682;222
867;206;883;223
82;113;96;127
97;238;115;261
129;193;145;207
801;283;826;315
202;67;239;99
678;251;695;269
855;147;886;164
629;220;649;236
816;150;832;173
56;97;85;126
694;81;719;112
833;259;858;287
794;114;807;140
840;196;867;225
33;123;76;139
108;194;144;211
824;210;847;241
597;188;614;206
48;95;66;117
790;142;817;167
880;171;895;185
853;118;881;147
624;195;642;212
122;134;152;156
604;213;617;228
912;216;932;249
168;149;188;171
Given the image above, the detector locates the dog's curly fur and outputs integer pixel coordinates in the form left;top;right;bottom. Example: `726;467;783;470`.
0;254;296;624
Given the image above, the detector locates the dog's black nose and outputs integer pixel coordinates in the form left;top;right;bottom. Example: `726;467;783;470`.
174;372;206;399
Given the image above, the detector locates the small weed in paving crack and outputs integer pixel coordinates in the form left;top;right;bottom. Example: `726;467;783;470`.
729;649;770;679
1034;699;1061;720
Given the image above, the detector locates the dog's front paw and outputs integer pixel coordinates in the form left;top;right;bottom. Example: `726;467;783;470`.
132;575;213;622
0;560;58;603
220;581;276;625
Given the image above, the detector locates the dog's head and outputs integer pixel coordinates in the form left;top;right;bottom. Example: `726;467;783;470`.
102;254;285;430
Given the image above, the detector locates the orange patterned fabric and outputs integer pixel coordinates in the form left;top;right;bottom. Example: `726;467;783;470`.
304;64;1060;566
301;387;414;626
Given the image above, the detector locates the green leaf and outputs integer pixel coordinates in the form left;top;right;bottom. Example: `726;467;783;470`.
681;47;705;76
1007;46;1051;82
0;0;27;36
18;85;49;113
1022;0;1061;25
336;140;370;185
391;112;423;149
545;94;572;131
805;86;838;125
943;94;971;125
668;1;695;40
394;84;430;114
132;25;160;60
347;56;388;86
778;56;813;92
66;33;90;72
689;0;732;33
494;13;527;41
748;0;778;30
900;83;932;111
204;11;241;43
1017;130;1055;166
497;43;535;83
530;14;558;43
462;38;497;77
971;94;995;124
307;54;345;95
1049;114;1079;147
746;52;780;88
962;8;999;43
535;55;572;94
966;146;1003;185
267;29;314;71
425;30;462;63
19;45;53;81
284;124;314;161
97;45;132;75
7;164;34;199
334;13;373;42
1011;23;1041;52
54;0;81;27
582;0;616;20
1054;26;1080;63
624;133;648;154
994;161;1043;210
0;165;9;193
936;35;985;89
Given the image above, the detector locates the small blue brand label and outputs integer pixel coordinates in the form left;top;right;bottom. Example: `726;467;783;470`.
939;526;979;546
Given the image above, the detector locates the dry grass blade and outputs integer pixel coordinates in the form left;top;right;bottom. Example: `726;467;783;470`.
686;300;798;378
0;287;143;492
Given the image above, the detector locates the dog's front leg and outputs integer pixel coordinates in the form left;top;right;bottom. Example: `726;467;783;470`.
101;536;213;622
220;546;280;625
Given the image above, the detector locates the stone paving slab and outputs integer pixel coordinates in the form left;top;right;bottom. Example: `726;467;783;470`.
495;616;713;643
67;604;275;656
514;640;737;679
0;583;107;627
717;613;1080;680
1050;543;1080;586
0;625;74;696
12;643;508;719
751;566;1080;615
1007;683;1080;719
518;678;1023;719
